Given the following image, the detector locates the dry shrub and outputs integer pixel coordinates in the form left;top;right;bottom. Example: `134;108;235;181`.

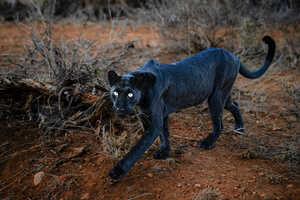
239;135;300;172
279;34;300;72
281;78;300;121
0;18;144;159
138;0;235;53
137;0;300;55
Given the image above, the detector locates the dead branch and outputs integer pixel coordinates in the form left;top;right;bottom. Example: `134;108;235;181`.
0;76;111;132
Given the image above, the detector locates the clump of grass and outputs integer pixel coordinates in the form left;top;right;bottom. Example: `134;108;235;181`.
100;108;144;159
102;119;142;159
281;79;300;122
280;36;300;72
239;136;300;171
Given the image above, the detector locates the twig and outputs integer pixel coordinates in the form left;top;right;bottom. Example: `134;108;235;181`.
0;169;25;192
0;141;9;148
172;134;197;141
223;128;247;136
128;193;153;200
0;54;19;57
53;146;86;168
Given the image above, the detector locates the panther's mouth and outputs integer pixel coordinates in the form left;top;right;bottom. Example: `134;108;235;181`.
115;110;136;119
116;112;128;119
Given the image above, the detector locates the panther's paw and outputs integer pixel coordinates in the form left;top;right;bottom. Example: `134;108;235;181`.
198;139;216;150
234;124;244;132
153;148;170;160
109;164;126;180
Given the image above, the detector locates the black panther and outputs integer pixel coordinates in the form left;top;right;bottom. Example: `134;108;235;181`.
107;36;276;180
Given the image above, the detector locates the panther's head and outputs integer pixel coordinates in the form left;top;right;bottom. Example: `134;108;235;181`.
107;70;156;118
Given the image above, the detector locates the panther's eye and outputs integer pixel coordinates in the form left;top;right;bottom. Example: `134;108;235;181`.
128;93;133;98
113;91;119;97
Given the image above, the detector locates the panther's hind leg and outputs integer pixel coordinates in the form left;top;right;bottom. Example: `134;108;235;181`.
198;90;223;150
153;116;170;159
224;96;244;132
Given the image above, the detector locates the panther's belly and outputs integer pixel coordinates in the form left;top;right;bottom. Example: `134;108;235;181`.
163;79;214;114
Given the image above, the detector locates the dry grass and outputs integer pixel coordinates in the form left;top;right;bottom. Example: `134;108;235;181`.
101;116;143;160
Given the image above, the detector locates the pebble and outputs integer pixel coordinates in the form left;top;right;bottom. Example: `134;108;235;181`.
177;183;183;187
33;171;45;186
147;173;153;178
258;172;264;176
286;184;293;188
194;183;201;188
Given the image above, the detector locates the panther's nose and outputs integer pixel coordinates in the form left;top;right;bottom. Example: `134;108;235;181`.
116;107;126;112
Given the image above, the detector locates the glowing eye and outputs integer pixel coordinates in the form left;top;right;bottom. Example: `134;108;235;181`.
128;93;133;98
113;91;118;96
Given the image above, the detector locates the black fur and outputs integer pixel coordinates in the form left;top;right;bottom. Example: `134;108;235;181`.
107;36;276;180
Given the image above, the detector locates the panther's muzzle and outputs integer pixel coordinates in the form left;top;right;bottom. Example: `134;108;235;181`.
114;107;135;118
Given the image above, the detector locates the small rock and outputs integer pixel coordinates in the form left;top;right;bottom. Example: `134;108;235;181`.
194;183;201;188
286;184;293;188
177;183;183;187
258;172;264;176
34;171;45;186
147;173;153;178
81;193;89;200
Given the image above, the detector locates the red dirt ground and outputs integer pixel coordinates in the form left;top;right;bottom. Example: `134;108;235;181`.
0;22;299;200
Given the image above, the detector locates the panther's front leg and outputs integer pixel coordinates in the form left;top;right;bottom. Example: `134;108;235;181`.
109;111;163;180
153;116;170;159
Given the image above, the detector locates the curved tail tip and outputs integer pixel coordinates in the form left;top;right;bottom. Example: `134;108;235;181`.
262;35;275;45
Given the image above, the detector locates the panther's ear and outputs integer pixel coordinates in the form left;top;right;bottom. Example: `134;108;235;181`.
131;72;156;90
108;70;120;86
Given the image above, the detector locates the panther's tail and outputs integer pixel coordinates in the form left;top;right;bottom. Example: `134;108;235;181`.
239;36;276;79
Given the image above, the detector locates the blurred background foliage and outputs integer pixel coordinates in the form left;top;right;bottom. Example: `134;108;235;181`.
0;0;299;23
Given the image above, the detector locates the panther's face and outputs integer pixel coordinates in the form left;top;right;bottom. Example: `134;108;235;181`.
108;70;156;118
